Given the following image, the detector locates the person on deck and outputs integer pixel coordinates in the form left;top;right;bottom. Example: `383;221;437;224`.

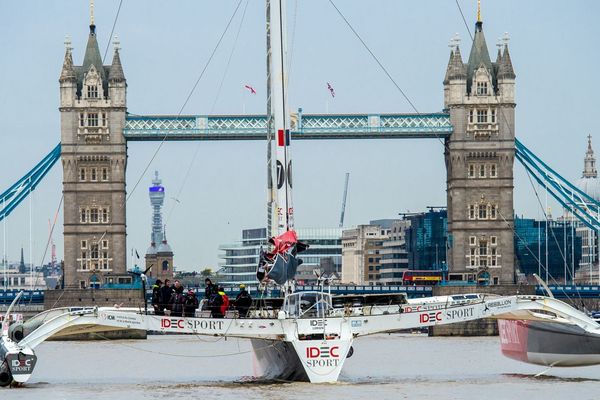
169;281;185;317
219;287;230;317
209;290;224;318
151;279;163;315
235;284;252;318
159;279;173;314
204;278;217;299
183;289;199;317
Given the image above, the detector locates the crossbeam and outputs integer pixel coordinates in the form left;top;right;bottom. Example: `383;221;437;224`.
124;112;452;141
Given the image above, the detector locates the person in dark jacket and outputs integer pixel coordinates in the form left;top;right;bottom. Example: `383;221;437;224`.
159;279;173;314
209;290;224;318
151;279;163;315
204;278;217;300
235;284;252;318
169;281;185;317
183;289;199;317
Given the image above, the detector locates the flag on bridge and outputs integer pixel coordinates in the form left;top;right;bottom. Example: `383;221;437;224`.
327;82;335;98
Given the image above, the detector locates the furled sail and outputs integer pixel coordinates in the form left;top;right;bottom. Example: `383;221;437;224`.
256;230;308;284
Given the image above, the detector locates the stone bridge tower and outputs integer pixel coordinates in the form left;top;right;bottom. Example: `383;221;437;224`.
59;21;128;288
444;16;516;284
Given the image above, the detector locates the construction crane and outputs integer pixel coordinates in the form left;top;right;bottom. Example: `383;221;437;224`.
339;173;350;228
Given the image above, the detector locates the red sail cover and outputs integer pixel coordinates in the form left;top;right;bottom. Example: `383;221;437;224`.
269;230;298;255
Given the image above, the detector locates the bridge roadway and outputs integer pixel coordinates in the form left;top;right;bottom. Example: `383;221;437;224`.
123;112;453;141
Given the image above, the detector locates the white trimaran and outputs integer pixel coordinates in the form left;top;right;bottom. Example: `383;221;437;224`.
2;0;600;387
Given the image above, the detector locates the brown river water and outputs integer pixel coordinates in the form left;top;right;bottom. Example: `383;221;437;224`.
2;334;599;399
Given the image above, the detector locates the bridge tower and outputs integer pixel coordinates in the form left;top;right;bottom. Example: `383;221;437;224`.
59;20;128;288
444;15;516;284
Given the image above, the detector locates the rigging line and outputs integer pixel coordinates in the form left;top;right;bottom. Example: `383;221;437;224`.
166;0;250;224
454;0;473;41
286;0;299;90
28;196;64;306
91;331;276;358
327;0;419;115
327;0;448;150
522;165;583;303
126;0;243;202
102;0;125;63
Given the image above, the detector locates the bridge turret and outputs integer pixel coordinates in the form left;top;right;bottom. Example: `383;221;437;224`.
444;10;516;285
108;37;126;107
60;10;128;289
59;37;77;107
497;37;515;102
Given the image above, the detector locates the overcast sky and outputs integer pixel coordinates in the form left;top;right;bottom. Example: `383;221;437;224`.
0;1;599;271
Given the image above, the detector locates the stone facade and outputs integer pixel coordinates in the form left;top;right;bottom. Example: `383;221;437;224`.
444;21;516;284
60;25;128;288
341;225;389;284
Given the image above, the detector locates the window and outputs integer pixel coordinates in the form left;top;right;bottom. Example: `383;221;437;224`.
490;236;497;246
90;208;99;223
87;113;99;127
102;208;109;223
491;109;496;123
469;205;476;220
479;241;488;256
489;164;497;178
102;113;107;127
81;240;88;249
476;81;488;96
101;167;109;181
102;240;109;249
90;167;97;181
490;205;497;219
80;208;87;223
478;205;487;219
102;251;108;260
79;113;85;127
470;248;476;266
79;168;86;181
468;164;475;178
479;164;486;178
162;260;169;271
80;281;86;289
81;251;87;259
91;244;99;259
477;109;488;123
468;110;474;124
87;85;98;98
491;248;497;266
469;236;476;246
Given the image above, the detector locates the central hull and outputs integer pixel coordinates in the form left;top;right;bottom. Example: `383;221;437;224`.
499;319;600;367
251;339;309;382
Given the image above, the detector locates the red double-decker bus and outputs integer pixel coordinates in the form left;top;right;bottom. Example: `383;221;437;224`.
402;270;443;285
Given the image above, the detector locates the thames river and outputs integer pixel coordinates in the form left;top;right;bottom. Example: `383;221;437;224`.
3;334;599;399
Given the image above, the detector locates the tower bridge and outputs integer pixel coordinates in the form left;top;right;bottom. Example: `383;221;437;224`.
3;9;595;290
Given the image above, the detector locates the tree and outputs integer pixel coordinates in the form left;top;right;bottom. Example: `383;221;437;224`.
200;268;213;278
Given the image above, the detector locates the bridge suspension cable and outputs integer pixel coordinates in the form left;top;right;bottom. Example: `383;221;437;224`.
515;138;600;231
0;144;61;223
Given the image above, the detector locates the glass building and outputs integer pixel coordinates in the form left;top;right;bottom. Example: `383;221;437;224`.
219;228;342;286
514;217;581;282
405;209;448;270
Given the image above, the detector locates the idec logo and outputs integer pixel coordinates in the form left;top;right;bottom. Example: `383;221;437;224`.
306;346;339;359
161;318;184;329
419;311;442;323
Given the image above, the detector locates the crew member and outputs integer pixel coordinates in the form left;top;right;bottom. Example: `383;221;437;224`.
183;289;199;317
169;280;185;317
235;284;252;318
219;287;230;317
160;279;173;314
151;279;163;315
